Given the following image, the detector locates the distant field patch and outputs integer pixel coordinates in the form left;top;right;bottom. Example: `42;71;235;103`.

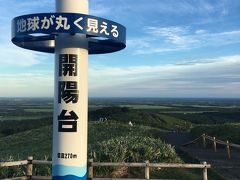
0;116;45;121
157;114;192;130
162;111;219;114
120;105;173;109
191;105;240;108
89;105;108;111
24;108;52;113
19;105;52;109
191;123;240;144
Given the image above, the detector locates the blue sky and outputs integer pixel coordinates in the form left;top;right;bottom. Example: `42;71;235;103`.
0;0;240;98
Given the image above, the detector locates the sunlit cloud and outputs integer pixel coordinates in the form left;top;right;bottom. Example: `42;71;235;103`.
0;72;53;97
0;0;239;97
89;55;240;97
146;26;198;46
128;26;240;55
0;44;43;67
90;3;111;16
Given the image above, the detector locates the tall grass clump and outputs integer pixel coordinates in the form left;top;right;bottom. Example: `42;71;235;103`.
89;134;181;177
89;135;180;163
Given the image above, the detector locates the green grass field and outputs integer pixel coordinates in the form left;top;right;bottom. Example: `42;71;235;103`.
23;108;53;113
0;98;238;179
120;104;173;109
0;122;219;179
0;116;45;121
191;123;240;144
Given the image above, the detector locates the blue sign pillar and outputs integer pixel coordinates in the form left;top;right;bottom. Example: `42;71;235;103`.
11;0;126;179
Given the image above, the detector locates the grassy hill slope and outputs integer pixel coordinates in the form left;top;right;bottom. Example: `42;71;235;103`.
191;123;240;144
0;122;206;179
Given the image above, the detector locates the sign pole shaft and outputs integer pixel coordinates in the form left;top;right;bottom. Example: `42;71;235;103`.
52;0;89;179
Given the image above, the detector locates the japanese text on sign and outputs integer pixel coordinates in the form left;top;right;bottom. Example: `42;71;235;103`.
58;54;79;133
59;54;78;77
17;14;119;37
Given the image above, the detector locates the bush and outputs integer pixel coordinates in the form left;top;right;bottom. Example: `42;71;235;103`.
89;135;181;178
89;135;180;163
0;156;26;179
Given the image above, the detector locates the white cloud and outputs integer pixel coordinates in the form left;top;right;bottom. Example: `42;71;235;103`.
133;47;186;55
0;55;239;97
89;55;240;97
88;0;233;17
127;38;151;49
129;26;240;55
0;44;42;67
0;72;53;97
90;3;111;16
195;29;208;34
120;0;225;15
145;26;197;46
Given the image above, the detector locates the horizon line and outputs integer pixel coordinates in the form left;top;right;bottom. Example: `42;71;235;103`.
0;97;240;99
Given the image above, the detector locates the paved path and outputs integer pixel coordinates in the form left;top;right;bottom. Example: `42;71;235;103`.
165;132;240;180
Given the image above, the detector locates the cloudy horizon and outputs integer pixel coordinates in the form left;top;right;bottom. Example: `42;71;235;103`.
0;0;239;98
